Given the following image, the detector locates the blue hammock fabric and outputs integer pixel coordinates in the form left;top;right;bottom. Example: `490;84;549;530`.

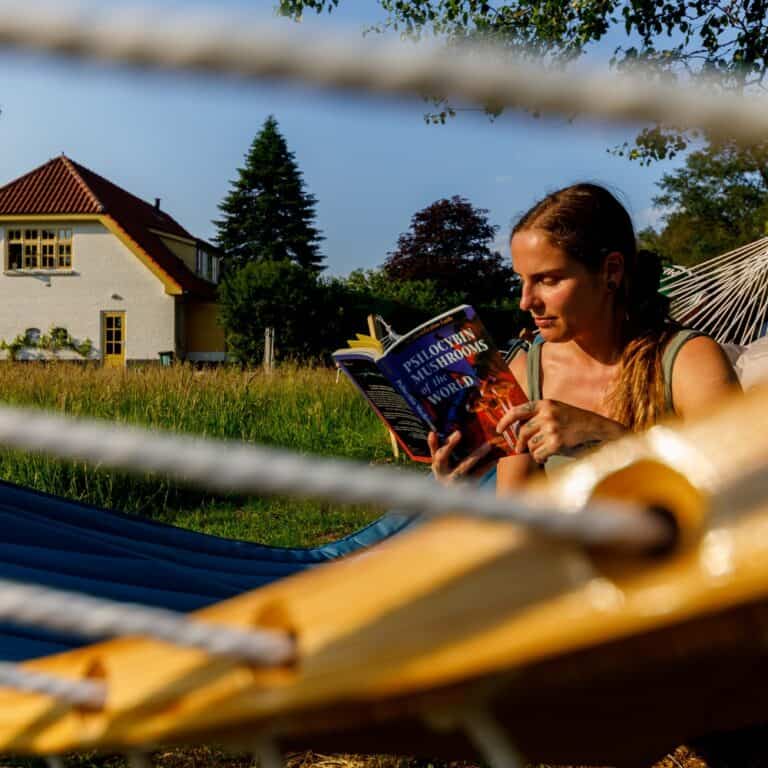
0;479;416;661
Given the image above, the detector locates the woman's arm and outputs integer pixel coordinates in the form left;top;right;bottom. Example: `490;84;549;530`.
671;336;741;419
508;348;530;399
497;452;541;493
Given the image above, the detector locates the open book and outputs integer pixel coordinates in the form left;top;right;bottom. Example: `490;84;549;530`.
333;305;528;463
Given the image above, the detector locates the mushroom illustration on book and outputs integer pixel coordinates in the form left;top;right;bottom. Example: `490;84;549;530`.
333;305;528;463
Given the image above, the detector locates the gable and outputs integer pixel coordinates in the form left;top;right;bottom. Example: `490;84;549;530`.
0;157;217;299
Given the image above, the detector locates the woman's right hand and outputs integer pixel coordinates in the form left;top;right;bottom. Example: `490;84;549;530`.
428;430;492;485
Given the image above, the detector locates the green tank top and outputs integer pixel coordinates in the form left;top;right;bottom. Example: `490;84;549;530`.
525;329;704;475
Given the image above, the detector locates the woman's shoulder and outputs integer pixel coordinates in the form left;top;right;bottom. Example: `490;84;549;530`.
666;330;729;368
508;346;530;399
669;331;740;417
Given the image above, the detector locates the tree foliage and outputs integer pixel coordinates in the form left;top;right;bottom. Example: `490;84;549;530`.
214;115;324;271
218;260;327;364
383;195;516;305
343;268;526;347
278;0;768;162
638;140;768;266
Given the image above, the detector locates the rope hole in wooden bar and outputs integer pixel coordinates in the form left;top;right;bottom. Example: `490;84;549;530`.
251;601;300;674
75;656;108;718
588;459;706;556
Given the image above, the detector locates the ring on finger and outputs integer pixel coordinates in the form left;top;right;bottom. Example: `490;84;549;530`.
530;433;544;445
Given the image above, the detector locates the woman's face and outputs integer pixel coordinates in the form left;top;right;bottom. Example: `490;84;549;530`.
510;228;611;343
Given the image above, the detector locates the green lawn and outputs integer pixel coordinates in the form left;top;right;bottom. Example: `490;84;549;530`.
0;363;397;544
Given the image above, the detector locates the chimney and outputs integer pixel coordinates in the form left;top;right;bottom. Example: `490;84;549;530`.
155;198;161;211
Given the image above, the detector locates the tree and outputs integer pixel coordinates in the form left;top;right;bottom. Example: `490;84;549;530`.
218;259;326;364
343;268;527;347
279;0;768;163
383;196;516;305
214;115;324;271
639;139;768;266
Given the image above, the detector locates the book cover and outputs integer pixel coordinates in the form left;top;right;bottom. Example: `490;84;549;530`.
334;305;527;464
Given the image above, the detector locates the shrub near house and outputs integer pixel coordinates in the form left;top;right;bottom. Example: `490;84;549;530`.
0;156;226;365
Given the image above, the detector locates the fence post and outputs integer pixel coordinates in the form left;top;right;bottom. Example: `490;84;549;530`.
263;327;275;372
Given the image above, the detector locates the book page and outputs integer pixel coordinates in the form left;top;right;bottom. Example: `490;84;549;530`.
336;355;431;462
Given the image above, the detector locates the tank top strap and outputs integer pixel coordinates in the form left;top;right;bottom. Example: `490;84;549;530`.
662;329;706;414
526;340;543;401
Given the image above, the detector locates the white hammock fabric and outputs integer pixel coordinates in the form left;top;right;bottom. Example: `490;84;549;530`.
661;236;768;347
735;336;768;390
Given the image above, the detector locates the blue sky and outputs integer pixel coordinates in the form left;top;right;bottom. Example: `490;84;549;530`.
0;0;684;275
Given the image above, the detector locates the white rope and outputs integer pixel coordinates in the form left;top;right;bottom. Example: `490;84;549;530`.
661;238;768;286
0;1;766;144
252;738;283;768
0;661;106;707
0;404;670;551
0;577;295;666
663;237;768;344
462;707;524;768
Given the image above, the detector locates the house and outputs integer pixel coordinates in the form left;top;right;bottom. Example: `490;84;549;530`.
0;155;226;366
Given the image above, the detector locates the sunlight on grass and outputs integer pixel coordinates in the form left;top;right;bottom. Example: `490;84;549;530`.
0;363;396;544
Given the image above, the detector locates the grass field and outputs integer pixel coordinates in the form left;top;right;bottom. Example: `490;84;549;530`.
0;362;400;545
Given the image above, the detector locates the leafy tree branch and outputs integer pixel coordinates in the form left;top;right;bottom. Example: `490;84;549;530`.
277;0;768;162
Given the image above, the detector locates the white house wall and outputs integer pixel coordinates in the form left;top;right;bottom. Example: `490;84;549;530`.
0;221;175;362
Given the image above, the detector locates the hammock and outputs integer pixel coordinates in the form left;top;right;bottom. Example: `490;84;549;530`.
0;388;762;767
661;236;768;346
0;480;414;661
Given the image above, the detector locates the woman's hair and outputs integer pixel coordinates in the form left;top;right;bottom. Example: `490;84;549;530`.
512;183;677;430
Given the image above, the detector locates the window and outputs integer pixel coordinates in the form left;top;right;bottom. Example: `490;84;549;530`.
57;229;72;268
6;226;74;271
24;244;38;268
195;245;219;282
41;244;55;268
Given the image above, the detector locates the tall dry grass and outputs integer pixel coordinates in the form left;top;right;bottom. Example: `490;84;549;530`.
0;363;394;544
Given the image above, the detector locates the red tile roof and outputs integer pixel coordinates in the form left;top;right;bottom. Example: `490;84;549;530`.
0;156;216;299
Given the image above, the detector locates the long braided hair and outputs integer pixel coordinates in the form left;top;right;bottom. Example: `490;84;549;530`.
512;183;678;430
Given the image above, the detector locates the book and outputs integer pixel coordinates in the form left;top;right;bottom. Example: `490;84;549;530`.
332;305;528;464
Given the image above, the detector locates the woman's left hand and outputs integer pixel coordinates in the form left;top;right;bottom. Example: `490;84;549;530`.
496;399;626;464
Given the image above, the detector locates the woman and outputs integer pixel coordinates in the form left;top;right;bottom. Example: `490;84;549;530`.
429;183;739;489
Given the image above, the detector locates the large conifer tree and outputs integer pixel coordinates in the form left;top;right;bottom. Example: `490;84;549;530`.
214;116;324;272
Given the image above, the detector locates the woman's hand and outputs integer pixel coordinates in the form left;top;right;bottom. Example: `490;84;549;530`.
428;430;492;485
496;399;626;464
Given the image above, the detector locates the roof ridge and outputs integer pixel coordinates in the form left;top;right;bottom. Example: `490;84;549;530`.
60;156;104;213
68;158;192;237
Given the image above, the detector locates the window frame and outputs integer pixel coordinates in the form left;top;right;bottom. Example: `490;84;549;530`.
5;225;74;272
